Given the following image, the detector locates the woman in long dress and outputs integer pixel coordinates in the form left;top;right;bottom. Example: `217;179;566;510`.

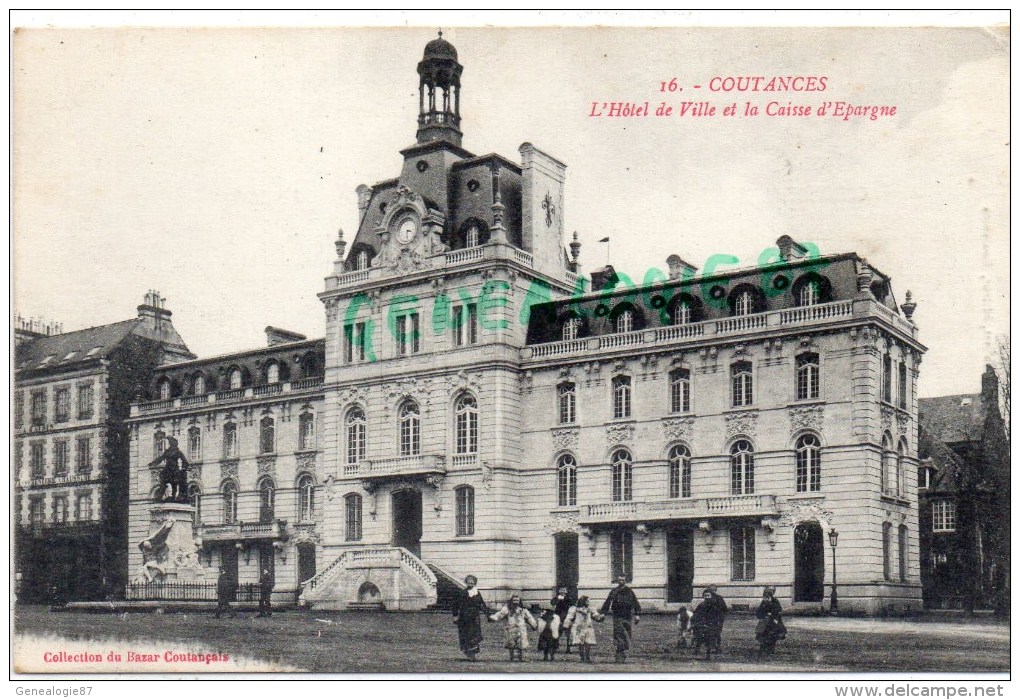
452;574;487;661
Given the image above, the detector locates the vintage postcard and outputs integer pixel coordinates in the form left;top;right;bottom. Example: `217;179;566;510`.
11;12;1010;684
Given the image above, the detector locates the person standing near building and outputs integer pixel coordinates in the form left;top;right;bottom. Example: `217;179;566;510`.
707;584;728;653
452;574;488;661
550;586;575;653
600;575;641;663
215;566;235;619
258;567;273;618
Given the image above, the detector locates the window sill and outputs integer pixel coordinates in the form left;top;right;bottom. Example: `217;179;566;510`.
605;418;636;425
294;449;318;455
550;506;579;514
667;412;696;418
881;494;911;507
787;399;825;408
554;423;579;428
722;407;759;414
786;492;824;501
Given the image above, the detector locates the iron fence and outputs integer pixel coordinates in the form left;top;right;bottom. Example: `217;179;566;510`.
126;580;263;602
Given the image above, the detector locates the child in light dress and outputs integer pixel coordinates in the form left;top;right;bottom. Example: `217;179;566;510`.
675;605;694;650
490;594;538;662
563;595;605;663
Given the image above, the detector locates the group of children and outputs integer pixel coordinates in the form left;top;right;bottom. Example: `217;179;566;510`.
488;587;604;663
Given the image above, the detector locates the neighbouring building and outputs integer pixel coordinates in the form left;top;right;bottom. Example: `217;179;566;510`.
125;35;927;614
14;292;192;602
917;366;1010;612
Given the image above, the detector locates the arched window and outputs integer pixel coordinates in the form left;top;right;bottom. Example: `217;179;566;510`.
223;423;238;459
346;407;366;464
898;524;908;582
454;394;479;455
222;481;238;524
671;300;692;326
465;223;480;248
557;454;577;507
398;400;421;456
562;316;582;341
345;493;362;541
259;416;275;454
795;434;821;492
266;362;280;385
881;433;895;496
669;369;691;413
668;444;692;499
229;368;243;391
187;426;202;462
731;361;753;407
612;376;631;419
611;448;633;502
300;352;321;379
898;361;908;409
895;438;908;498
882;354;892;403
159;379;171;400
558;382;576;424
153;430;167;459
299;412;315;451
793;274;832;307
729;285;764;317
192;374;206;396
297;474;315;522
356;249;369;271
798;280;818;306
734;290;754;316
188;483;202;524
796;352;820;400
730;440;755;495
258;477;275;524
455;486;475;536
615;309;634;334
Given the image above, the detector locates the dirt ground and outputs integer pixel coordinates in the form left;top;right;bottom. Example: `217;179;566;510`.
13;605;1010;675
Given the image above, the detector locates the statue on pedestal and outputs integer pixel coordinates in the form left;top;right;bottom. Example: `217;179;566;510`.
147;436;191;503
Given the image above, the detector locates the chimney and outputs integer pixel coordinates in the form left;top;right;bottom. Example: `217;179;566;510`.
981;364;999;405
776;235;809;262
356;184;373;222
265;326;307;347
666;254;698;280
14;314;63;346
590;265;619;293
137;290;172;333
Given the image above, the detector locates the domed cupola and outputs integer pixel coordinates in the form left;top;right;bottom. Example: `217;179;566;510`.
416;30;464;146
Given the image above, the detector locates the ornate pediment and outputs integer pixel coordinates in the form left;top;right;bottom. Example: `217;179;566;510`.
551;428;580;451
544;511;580;535
724;410;759;440
605;422;635;447
789;404;824;432
662;417;694;444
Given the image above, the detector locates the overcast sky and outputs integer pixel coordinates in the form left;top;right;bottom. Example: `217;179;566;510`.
12;18;1009;398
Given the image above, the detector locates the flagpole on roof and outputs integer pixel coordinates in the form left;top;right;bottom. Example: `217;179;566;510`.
598;237;610;266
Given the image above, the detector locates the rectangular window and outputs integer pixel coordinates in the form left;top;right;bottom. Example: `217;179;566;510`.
796;353;820;401
29;497;45;526
31;390;47;427
76;436;93;473
54;440;69;477
670;369;691;413
75;492;94;521
612;376;631;419
396;313;421;355
30;442;45;479
558;383;576;424
15;391;23;429
898;362;908;409
344;322;368;363
223;425;238;458
932;499;957;532
52;495;69;524
898;525;908;582
610;530;633;582
731;362;753;407
882;355;892;403
455;487;475;536
188;429;202;462
453;303;478;347
882;522;893;581
77;383;95;420
345;495;363;541
299;413;315;451
730;527;756;581
15;442;23;480
54;388;70;423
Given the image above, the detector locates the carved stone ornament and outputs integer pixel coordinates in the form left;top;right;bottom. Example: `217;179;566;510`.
425;474;446;513
481;461;493;489
544;511;579;535
789;405;824;432
760;517;780;550
296;452;317;473
324;298;339;322
448;369;484;395
338;386;368;408
291;524;320;544
880;404;894;434
256;455;276;477
724;411;759;440
778;499;834;531
551;428;580;451
895;411;910;433
662;417;694;444
605;422;635;447
324;474;340;502
220;460;239;482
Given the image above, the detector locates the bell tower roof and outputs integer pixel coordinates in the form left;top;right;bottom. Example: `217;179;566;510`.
416;31;464;146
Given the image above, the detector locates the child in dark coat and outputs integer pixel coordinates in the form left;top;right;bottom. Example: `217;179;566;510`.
536;608;559;661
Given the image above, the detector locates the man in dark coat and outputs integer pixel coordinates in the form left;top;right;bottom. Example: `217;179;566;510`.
258;567;273;618
215;566;235;619
550;586;575;652
600;575;641;663
707;584;728;653
147;436;190;503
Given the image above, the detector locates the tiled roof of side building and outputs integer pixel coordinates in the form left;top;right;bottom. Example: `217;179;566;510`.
918;394;987;445
14;318;142;371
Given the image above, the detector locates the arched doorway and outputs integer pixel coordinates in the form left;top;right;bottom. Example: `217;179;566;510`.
392;489;423;557
297;543;316;588
794;521;825;602
554;532;579;598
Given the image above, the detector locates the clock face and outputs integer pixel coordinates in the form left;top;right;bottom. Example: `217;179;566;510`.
396;217;418;245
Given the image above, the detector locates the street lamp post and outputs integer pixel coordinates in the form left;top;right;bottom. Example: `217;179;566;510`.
829;527;839;614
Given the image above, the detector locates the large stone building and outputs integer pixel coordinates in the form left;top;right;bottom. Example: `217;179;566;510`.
14;293;192;602
126;35;926;614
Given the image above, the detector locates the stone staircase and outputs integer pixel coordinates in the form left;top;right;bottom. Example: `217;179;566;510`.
298;546;437;611
425;562;466;611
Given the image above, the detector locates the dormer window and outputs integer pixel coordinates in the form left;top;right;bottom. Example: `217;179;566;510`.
562;316;582;341
734;291;754;316
465;223;479;248
193;374;206;395
671;301;692;326
159;379;172;400
356;250;369;271
798;281;819;307
266;362;280;385
615;310;634;334
229;368;242;390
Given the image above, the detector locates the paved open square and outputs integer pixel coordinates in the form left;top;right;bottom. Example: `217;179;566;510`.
14;606;1009;674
